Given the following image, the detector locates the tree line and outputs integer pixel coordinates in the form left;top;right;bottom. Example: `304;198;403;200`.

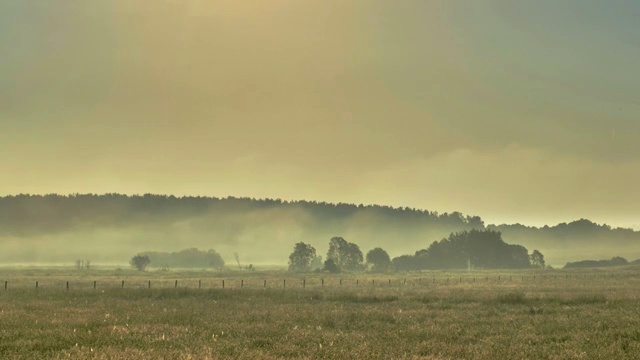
564;257;640;269
6;194;639;266
128;230;545;272
3;194;636;247
288;229;547;273
0;193;483;236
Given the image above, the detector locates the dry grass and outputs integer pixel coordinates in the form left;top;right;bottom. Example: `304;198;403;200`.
1;267;640;359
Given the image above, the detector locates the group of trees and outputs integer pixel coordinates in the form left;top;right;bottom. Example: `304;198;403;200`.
289;230;546;273
393;230;543;271
127;230;547;273
289;237;393;273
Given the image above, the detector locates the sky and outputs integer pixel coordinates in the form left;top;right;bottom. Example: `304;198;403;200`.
1;1;639;229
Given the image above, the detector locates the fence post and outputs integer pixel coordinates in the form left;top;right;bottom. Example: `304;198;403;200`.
283;279;286;288
303;279;306;289
148;280;151;289
264;280;266;288
199;280;201;289
222;280;225;289
389;279;391;286
241;280;244;288
356;279;359;286
66;281;69;291
4;281;7;290
175;280;178;289
121;280;124;288
36;281;38;289
94;281;96;289
321;278;324;287
340;279;342;286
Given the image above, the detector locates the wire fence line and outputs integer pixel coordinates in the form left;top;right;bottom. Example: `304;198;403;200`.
1;273;632;292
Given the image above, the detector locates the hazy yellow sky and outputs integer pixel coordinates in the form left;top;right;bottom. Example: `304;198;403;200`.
1;1;639;228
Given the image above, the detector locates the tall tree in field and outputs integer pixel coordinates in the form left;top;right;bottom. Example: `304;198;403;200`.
288;242;317;272
530;250;546;268
366;247;391;272
130;254;151;271
327;237;363;271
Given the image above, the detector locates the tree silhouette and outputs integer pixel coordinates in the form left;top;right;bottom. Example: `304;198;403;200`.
130;254;151;271
288;242;317;272
366;247;391;272
327;237;363;271
392;229;535;270
529;249;546;268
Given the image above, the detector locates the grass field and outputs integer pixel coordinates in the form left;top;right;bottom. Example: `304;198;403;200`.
1;267;640;359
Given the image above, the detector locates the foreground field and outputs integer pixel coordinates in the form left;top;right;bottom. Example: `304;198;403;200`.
1;268;640;359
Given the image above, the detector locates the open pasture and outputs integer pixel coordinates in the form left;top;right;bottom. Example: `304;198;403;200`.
1;267;640;359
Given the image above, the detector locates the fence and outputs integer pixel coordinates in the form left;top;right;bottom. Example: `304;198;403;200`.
0;273;630;292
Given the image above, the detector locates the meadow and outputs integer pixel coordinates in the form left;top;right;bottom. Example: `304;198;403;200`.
1;267;640;359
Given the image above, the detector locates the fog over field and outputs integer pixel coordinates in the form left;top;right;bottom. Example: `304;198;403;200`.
1;195;638;268
2;2;640;358
1;1;639;270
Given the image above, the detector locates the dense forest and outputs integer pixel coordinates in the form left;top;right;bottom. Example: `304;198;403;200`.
0;194;638;266
0;194;483;235
392;229;539;271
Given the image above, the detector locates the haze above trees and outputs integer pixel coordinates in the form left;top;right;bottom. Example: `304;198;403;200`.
1;194;639;265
